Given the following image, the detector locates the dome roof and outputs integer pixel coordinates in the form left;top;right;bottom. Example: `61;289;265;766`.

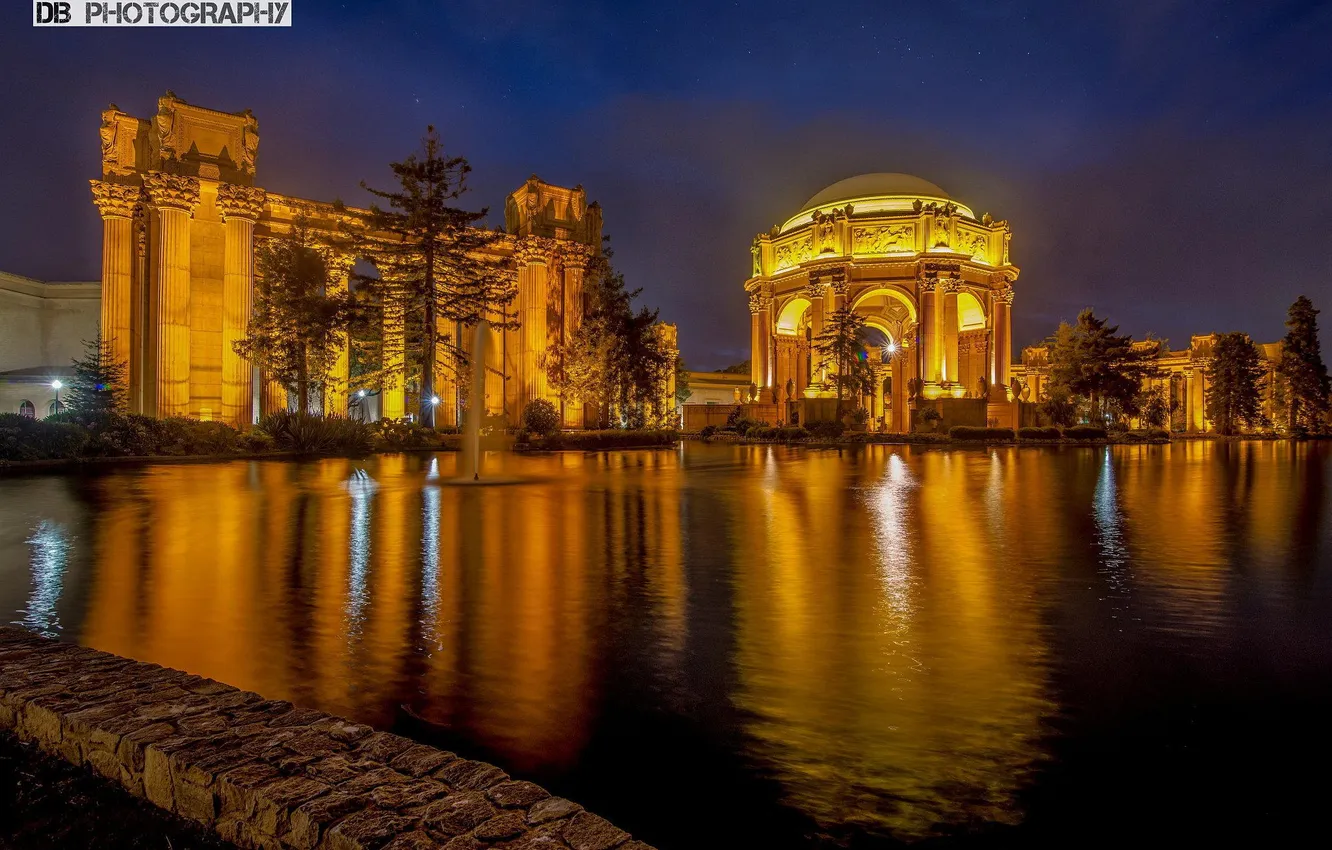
777;172;971;234
800;173;951;212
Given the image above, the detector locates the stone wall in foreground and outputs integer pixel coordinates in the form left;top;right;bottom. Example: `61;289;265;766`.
0;627;654;850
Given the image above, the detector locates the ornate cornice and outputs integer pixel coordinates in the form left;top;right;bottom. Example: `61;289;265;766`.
142;172;200;213
217;183;266;222
89;180;140;219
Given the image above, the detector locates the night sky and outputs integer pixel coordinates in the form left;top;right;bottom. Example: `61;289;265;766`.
3;0;1330;369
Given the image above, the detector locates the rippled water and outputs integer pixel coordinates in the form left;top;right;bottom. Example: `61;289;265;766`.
2;442;1331;847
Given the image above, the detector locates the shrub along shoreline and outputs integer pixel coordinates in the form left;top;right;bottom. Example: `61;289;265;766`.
0;410;459;468
1;411;683;470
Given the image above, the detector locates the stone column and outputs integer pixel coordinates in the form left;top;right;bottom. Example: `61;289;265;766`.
872;366;885;422
143;173;200;418
561;244;589;428
515;240;549;419
749;293;764;394
321;252;354;418
830;275;848;313
919;278;940;387
757;296;772;395
891;353;908;432
90;181;140;402
216;184;265;428
941;279;960;386
382;288;406;421
795;337;810;396
993;284;1013;397
805;281;825;383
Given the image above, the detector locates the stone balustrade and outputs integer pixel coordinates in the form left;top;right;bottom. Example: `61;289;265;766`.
0;627;654;850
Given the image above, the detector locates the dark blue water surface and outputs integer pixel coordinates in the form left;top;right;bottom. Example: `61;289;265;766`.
2;441;1331;848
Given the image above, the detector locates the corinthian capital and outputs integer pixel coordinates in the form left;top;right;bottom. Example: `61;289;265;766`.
217;183;266;222
559;241;593;271
748;292;771;314
143;172;200;213
996;283;1015;304
89;180;140;219
514;236;553;266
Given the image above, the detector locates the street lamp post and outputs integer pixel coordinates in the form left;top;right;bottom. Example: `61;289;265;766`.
51;379;62;415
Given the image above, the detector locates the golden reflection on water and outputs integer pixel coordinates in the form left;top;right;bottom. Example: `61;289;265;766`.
1;441;1329;844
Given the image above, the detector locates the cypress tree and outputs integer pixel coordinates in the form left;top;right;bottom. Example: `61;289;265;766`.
1204;332;1265;436
1277;296;1330;433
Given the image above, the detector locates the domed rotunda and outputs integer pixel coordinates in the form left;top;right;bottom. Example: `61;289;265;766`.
744;173;1019;433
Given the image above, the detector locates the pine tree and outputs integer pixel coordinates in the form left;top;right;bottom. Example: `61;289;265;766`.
65;335;127;419
348;127;514;426
1046;309;1156;423
234;219;357;414
545;244;670;428
1277;295;1329;433
1204;332;1266;435
813;306;873;416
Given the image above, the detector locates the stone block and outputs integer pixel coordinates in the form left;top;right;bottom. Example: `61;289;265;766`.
390;745;456;778
324;808;415;850
416;792;495;837
305;755;363;785
218;762;283;818
174;776;217;823
312;717;374;743
21;701;64;746
251;775;330;836
357;731;417;763
144;746;176;810
341;765;412;796
475;812;527;842
267;706;324;728
370;778;449;810
434;759;507;791
527;797;582;826
562;812;629;850
284;729;345;758
487;781;549;809
118;721;174;772
285;790;366;850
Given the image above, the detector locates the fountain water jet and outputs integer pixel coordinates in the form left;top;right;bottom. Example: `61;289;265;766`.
444;320;529;486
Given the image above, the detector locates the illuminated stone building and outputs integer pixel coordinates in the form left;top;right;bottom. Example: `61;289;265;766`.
1017;335;1284;433
86;93;668;429
744;173;1020;431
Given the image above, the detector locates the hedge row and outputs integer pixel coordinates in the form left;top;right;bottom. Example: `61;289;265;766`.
0;411;462;463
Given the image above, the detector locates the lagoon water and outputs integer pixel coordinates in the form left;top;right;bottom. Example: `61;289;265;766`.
2;442;1330;847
